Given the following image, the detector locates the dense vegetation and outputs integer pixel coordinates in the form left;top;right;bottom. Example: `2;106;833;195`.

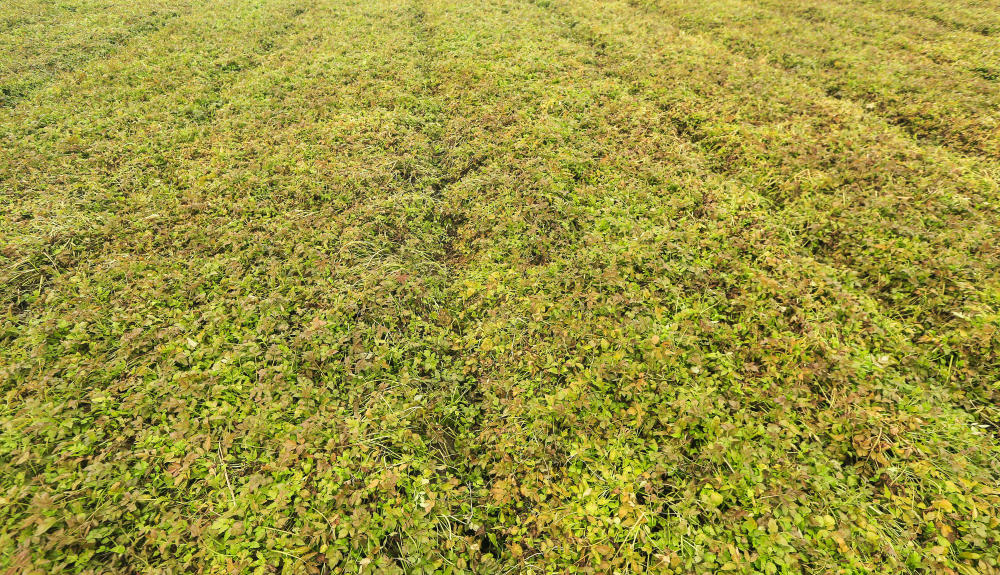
1;0;998;572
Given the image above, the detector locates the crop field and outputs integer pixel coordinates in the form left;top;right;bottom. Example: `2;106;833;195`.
1;0;999;572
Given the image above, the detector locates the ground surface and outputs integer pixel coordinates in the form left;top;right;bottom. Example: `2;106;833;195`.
1;0;999;572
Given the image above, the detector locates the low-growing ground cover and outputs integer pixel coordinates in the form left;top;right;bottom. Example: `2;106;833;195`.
1;0;998;572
